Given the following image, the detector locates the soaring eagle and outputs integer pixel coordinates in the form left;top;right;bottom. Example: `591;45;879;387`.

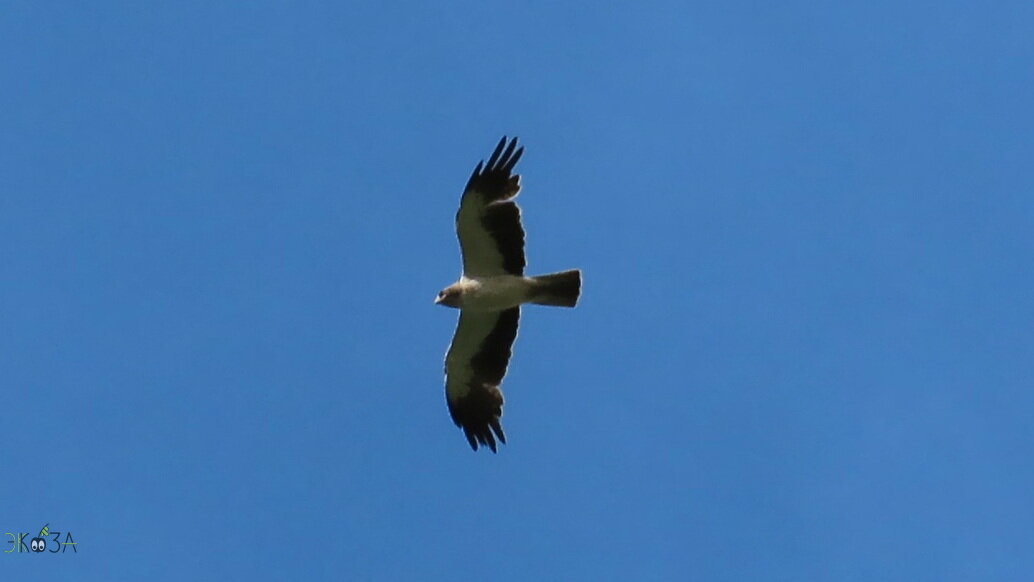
436;137;582;452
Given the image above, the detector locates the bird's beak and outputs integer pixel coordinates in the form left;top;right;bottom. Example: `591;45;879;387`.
434;295;442;305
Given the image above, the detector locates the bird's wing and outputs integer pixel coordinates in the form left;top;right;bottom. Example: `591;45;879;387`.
456;137;526;277
445;307;520;452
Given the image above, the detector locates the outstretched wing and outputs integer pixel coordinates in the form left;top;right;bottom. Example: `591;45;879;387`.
445;308;520;452
456;137;526;277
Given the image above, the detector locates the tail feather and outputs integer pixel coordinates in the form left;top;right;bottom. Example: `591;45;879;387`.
529;269;581;307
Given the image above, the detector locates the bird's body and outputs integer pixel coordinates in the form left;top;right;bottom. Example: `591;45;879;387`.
436;137;582;452
438;275;530;312
439;272;581;312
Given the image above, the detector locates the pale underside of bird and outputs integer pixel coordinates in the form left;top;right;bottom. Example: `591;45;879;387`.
436;137;582;452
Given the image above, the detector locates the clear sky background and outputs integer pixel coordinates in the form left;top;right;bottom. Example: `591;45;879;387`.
3;2;1033;579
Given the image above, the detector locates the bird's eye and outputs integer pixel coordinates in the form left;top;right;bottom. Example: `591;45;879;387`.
438;291;446;298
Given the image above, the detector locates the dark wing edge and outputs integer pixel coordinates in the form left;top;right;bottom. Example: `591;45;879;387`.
458;136;526;276
446;308;520;452
464;136;525;204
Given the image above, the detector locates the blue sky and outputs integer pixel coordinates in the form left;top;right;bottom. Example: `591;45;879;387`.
3;2;1033;579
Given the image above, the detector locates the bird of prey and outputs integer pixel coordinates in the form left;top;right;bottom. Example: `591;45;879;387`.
436;137;582;452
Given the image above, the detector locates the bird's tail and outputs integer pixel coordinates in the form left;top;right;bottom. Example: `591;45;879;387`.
529;269;581;308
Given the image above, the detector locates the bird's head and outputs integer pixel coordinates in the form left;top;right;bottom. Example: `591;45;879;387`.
435;285;462;308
